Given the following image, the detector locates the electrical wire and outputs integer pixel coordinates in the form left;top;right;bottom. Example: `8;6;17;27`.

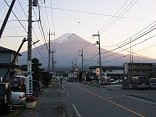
3;0;27;33
101;22;156;55
38;3;49;51
102;20;156;48
49;0;55;32
102;42;156;64
44;3;50;29
51;7;149;22
100;0;138;33
101;34;156;60
17;0;48;64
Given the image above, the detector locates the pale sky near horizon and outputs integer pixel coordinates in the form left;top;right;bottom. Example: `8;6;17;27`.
0;0;156;60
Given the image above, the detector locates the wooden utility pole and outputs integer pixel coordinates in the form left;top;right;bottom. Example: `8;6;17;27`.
48;30;51;72
92;31;102;78
27;0;33;95
81;49;84;71
0;0;16;38
27;0;38;95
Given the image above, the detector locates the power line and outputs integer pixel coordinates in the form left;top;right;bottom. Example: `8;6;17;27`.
101;34;156;60
3;0;27;33
103;20;156;47
16;0;48;64
49;0;55;32
102;40;156;64
44;4;50;28
50;7;149;22
100;0;138;33
38;3;49;52
101;22;156;55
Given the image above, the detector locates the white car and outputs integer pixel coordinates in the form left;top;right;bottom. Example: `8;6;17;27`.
149;78;156;89
11;91;26;106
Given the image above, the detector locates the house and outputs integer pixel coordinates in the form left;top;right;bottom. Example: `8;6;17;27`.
0;46;23;80
89;66;124;80
123;62;156;78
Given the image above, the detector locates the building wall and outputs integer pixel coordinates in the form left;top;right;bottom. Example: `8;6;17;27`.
106;69;123;74
0;68;7;78
124;63;154;77
0;53;11;63
0;53;18;64
0;52;20;80
90;66;124;79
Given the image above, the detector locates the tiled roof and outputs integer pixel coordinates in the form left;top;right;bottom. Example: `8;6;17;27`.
0;46;16;53
0;46;21;56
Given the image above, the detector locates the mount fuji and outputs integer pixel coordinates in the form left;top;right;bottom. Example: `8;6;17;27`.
19;33;156;70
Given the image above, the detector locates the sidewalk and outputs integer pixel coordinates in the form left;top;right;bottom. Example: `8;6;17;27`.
20;81;75;117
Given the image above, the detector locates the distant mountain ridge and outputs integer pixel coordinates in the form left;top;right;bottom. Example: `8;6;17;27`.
19;33;156;70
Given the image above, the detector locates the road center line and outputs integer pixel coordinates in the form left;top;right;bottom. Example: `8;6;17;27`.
86;90;144;117
71;83;145;117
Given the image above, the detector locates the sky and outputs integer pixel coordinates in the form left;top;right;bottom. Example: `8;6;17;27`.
0;0;156;59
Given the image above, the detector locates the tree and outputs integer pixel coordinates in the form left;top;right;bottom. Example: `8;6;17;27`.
32;58;42;81
32;58;52;86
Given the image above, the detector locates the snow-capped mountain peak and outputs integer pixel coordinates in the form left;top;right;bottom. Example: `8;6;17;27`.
55;33;85;43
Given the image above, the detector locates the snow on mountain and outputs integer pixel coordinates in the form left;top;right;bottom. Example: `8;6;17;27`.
55;33;86;43
19;33;156;70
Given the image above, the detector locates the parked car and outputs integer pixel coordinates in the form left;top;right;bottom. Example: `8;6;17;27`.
132;76;149;89
149;78;156;89
9;75;26;107
67;77;74;82
99;77;110;85
10;75;26;92
122;78;132;89
11;91;26;106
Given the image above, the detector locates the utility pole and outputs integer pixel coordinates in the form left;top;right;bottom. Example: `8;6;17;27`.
81;49;84;71
27;0;33;95
0;0;16;38
50;32;55;77
92;31;102;79
48;30;51;72
27;0;38;95
51;50;55;76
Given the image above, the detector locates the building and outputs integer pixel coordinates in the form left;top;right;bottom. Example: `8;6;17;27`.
89;66;124;80
123;63;156;78
0;46;23;80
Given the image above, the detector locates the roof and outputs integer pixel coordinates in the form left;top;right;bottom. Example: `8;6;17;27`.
0;46;21;56
89;66;123;70
0;46;16;53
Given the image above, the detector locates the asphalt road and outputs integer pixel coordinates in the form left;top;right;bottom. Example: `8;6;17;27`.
63;81;156;117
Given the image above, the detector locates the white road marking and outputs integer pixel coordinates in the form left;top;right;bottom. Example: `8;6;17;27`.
124;95;156;106
62;84;82;117
72;104;82;117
